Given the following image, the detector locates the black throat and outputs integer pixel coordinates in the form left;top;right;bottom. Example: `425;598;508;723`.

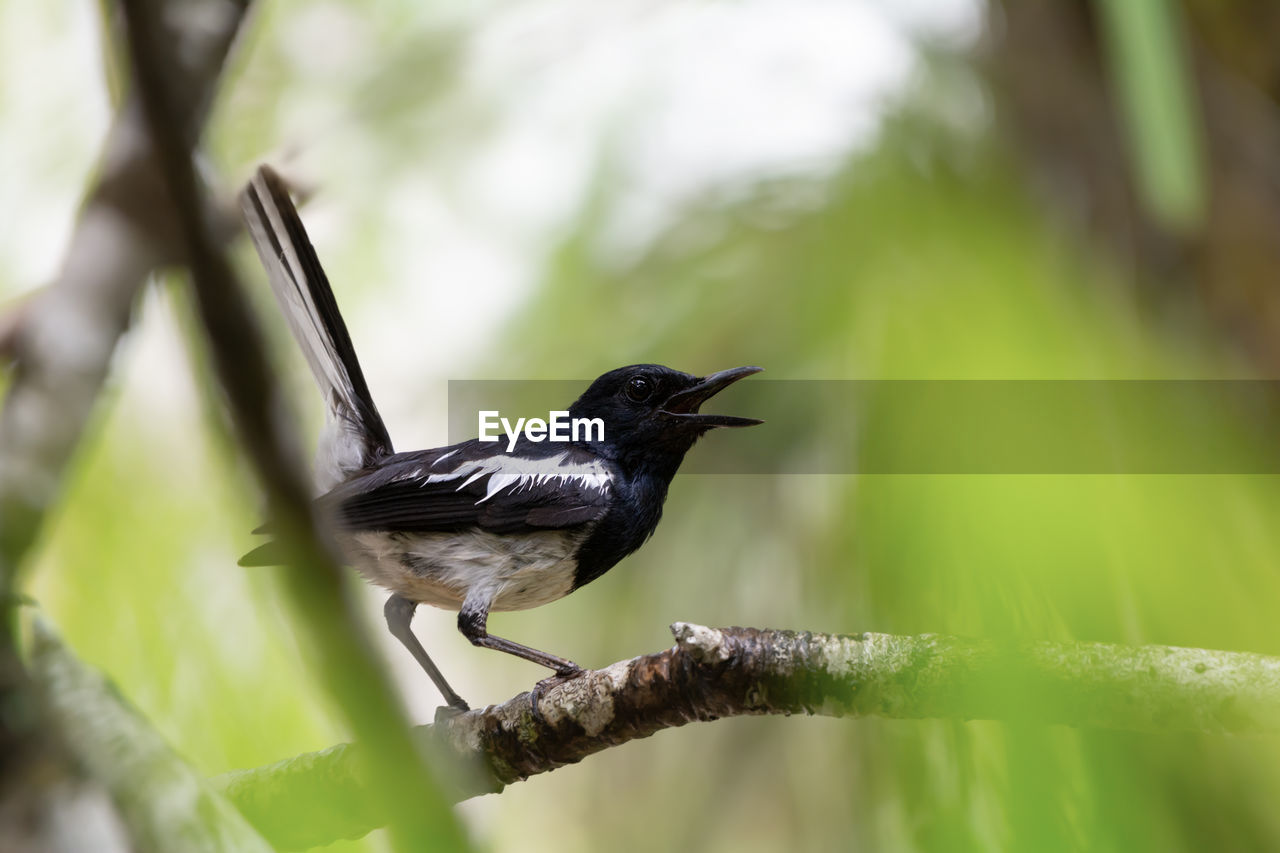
570;457;682;590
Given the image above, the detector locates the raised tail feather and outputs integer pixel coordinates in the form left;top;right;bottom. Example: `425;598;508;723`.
239;165;393;491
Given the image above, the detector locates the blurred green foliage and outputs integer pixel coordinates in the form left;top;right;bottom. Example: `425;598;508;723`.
476;118;1280;852
12;2;1280;851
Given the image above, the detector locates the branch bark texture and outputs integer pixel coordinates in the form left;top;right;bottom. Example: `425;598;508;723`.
218;622;1280;850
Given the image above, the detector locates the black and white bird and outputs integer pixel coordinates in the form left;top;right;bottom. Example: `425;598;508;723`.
238;165;761;712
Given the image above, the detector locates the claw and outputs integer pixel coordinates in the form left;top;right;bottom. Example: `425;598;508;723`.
529;666;586;724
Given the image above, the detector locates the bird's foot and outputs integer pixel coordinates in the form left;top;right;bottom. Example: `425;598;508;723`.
433;699;470;724
529;665;586;724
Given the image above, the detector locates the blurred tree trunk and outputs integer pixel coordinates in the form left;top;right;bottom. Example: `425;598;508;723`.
988;0;1280;369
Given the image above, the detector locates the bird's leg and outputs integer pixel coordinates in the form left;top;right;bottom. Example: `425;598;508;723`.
384;594;470;713
457;594;585;720
457;595;584;674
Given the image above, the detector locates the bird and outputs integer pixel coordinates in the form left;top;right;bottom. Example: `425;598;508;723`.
237;165;762;713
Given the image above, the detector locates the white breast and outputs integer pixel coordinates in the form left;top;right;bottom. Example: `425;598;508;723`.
336;526;590;612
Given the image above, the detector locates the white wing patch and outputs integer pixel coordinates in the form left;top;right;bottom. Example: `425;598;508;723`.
413;452;612;504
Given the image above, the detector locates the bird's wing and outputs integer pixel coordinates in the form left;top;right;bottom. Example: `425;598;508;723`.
324;442;614;535
240;165;392;489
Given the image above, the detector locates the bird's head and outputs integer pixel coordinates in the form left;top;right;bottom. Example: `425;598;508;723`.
568;364;762;477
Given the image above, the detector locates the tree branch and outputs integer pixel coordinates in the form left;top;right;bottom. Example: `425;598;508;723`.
218;622;1280;850
0;0;246;605
0;3;247;849
26;616;271;851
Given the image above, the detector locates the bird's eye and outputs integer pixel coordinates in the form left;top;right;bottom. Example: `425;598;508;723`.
625;376;654;402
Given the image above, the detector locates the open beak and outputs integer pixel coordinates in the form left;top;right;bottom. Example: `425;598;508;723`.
661;366;764;427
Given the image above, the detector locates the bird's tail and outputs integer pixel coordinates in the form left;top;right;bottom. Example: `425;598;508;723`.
240;165;393;490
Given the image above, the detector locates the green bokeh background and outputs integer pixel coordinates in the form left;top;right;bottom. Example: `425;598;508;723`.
7;1;1280;850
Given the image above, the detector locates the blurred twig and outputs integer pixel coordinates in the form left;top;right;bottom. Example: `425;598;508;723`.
115;1;469;850
218;621;1280;849
1093;0;1206;231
